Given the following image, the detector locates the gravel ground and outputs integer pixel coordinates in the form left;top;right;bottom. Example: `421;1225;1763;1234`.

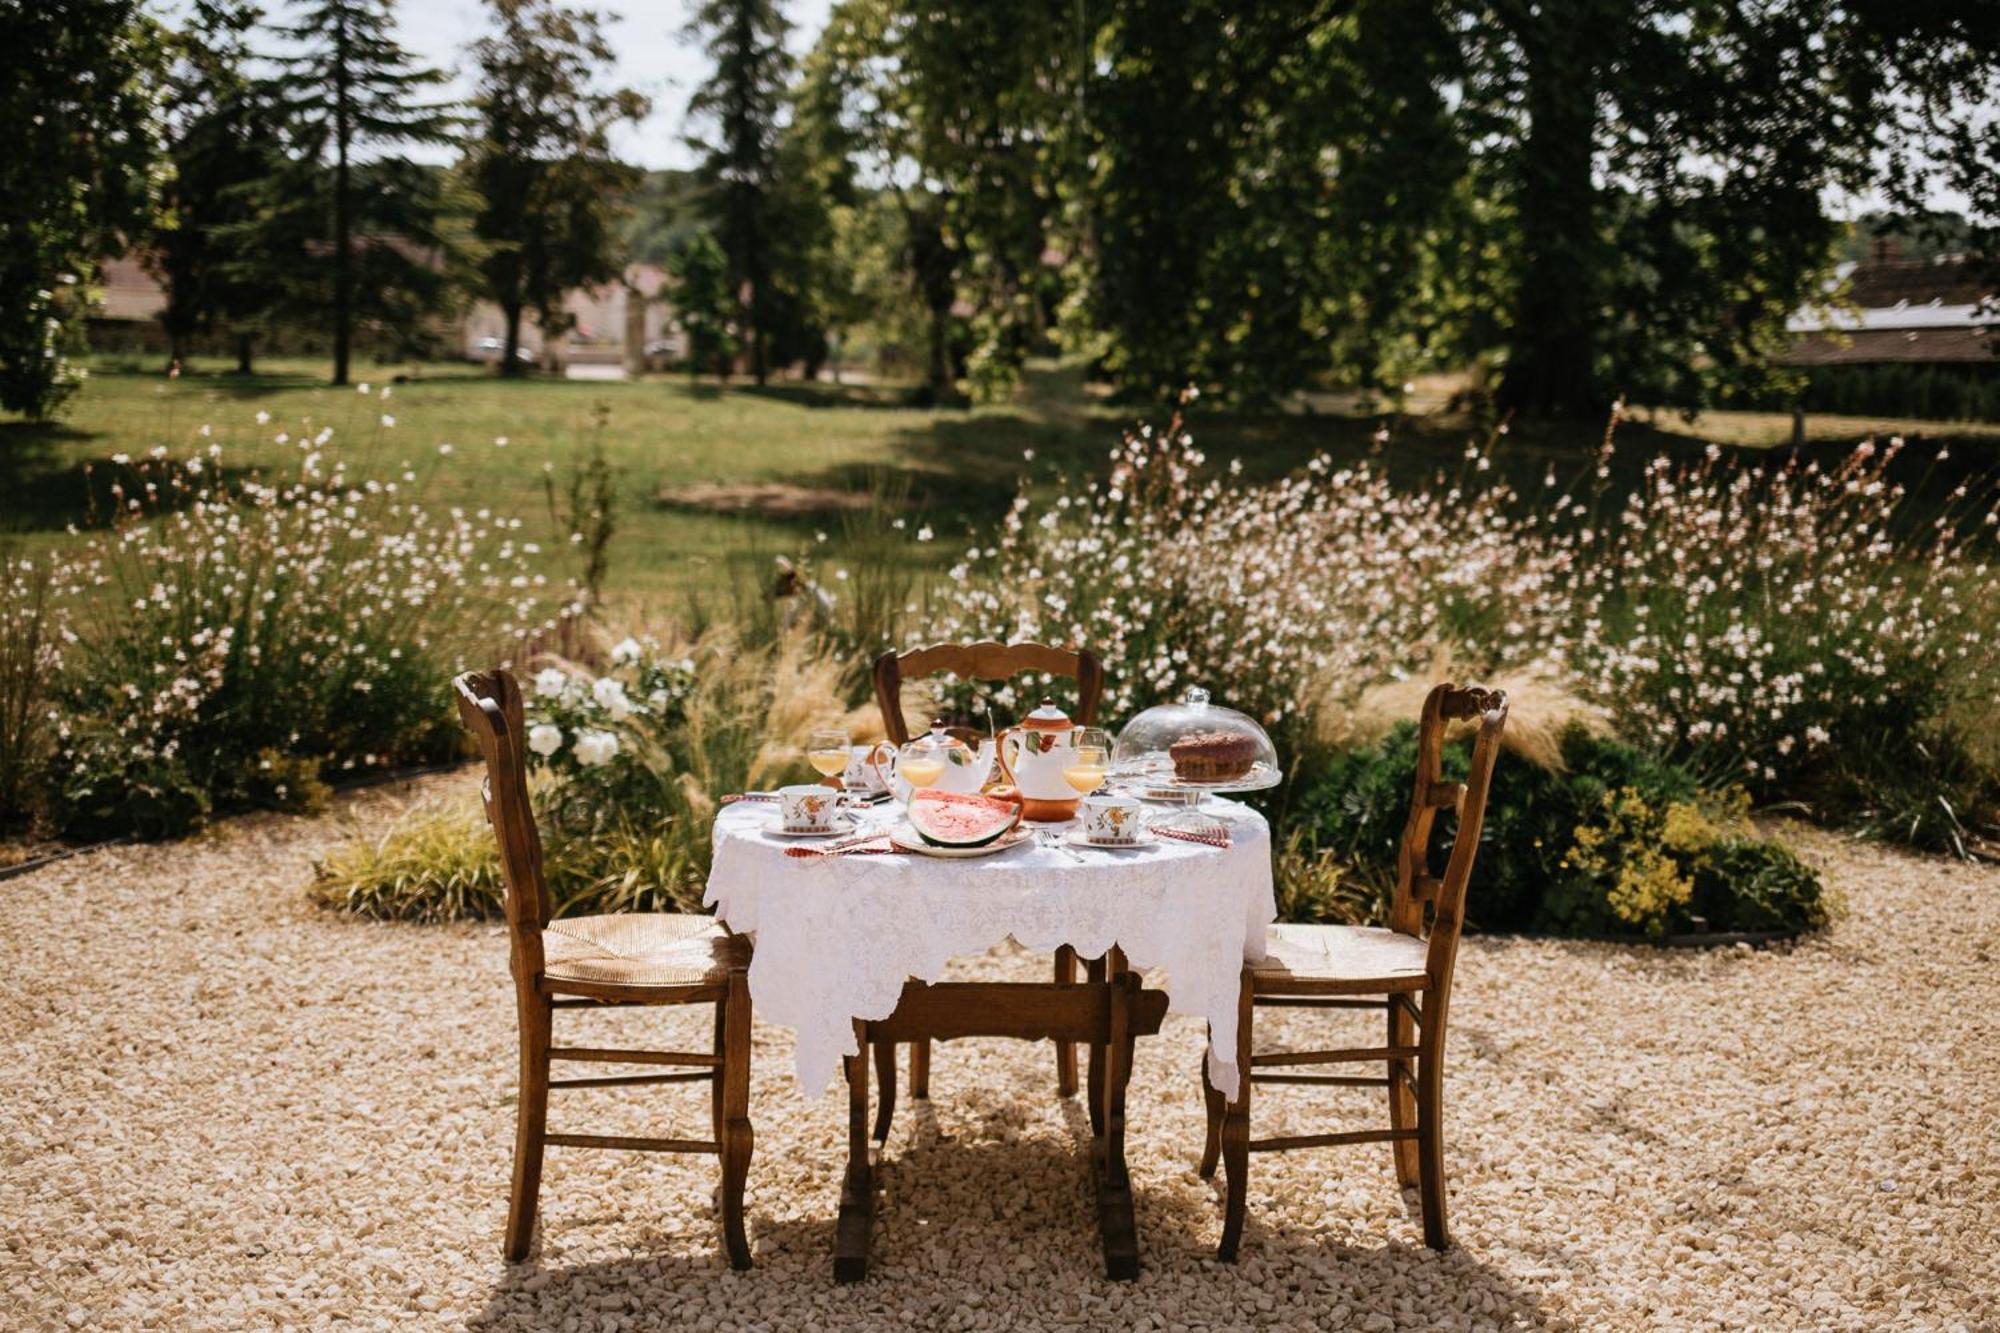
3;774;1997;1332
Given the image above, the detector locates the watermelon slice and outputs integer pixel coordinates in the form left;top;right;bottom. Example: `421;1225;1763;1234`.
906;789;1022;848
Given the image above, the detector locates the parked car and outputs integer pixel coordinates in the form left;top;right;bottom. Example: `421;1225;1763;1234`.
473;337;537;364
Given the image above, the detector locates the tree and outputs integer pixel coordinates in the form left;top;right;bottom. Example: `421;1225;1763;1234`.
151;0;285;373
668;230;736;379
263;0;460;384
682;0;793;385
0;1;165;418
466;0;647;377
1456;0;2000;418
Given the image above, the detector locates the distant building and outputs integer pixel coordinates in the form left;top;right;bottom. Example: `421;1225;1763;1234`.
87;253;684;371
1780;246;1999;420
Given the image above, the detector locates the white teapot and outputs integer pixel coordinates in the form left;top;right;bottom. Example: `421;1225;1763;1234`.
998;699;1084;822
894;723;996;800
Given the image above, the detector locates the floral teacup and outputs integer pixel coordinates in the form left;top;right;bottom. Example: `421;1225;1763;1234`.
778;784;844;833
1081;793;1143;845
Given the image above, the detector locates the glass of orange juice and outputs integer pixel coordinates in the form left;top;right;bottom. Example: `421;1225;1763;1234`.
1064;727;1110;795
807;729;850;784
898;737;947;790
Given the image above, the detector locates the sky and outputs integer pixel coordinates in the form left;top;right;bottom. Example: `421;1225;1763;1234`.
387;0;835;171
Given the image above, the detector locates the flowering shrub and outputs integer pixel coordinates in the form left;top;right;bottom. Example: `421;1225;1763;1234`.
1560;435;2000;851
1295;723;1830;938
908;408;1562;727
0;551;65;825
48;416;558;838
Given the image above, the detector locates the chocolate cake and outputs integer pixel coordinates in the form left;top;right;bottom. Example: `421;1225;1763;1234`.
1169;730;1258;781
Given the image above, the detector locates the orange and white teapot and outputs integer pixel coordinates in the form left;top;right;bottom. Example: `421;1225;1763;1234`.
998;699;1085;822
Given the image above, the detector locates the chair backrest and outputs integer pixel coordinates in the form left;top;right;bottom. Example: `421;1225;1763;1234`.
453;668;549;981
871;640;1106;745
1385;684;1508;983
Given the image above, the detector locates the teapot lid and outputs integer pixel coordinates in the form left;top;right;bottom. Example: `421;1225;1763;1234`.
1022;698;1073;730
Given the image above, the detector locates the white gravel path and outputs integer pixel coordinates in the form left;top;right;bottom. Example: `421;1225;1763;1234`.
3;774;1996;1331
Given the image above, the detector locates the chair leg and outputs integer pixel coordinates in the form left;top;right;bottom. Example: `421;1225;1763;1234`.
1217;974;1253;1262
504;992;552;1263
871;1039;897;1145
1198;1044;1224;1179
711;997;727;1145
719;970;755;1269
910;1037;931;1099
1387;996;1420;1190
1416;1021;1448;1251
1054;945;1079;1098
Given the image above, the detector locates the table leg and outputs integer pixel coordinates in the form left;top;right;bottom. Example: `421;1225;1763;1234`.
834;1021;876;1283
1085;954;1107;1138
1093;953;1141;1280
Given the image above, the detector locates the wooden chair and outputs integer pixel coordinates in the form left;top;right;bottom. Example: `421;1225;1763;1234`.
870;641;1106;1130
454;668;756;1268
1200;683;1508;1258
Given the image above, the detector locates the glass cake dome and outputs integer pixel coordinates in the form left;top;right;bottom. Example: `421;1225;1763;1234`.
1111;685;1280;792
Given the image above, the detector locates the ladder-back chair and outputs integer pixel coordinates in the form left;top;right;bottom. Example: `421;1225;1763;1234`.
455;669;756;1268
870;641;1106;1133
1200;683;1508;1257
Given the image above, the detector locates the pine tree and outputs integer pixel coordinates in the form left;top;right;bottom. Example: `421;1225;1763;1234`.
266;0;460;385
682;0;792;386
466;0;647;377
152;0;284;372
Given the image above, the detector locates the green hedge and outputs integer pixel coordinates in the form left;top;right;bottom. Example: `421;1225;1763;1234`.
1291;723;1830;939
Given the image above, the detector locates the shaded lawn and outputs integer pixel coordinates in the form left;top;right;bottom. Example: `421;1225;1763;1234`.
5;355;1995;615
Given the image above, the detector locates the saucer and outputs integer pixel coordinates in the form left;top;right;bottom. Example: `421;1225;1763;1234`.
765;812;858;839
1064;827;1157;851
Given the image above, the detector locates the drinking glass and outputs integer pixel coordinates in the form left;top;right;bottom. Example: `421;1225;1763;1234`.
898;737;947;791
807;728;850;781
1063;727;1110;795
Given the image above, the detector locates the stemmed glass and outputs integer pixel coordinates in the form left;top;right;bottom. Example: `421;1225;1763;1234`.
807;728;850;787
1064;727;1111;797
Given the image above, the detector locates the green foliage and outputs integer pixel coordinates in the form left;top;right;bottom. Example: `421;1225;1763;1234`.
466;0;647;374
1292;723;1829;939
0;0;167;417
0;552;64;828
48;425;547;840
683;0;794;386
248;0;465;385
150;0;282;369
312;798;505;922
667;232;737;377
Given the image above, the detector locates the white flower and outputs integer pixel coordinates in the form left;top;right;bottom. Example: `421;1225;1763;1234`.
358;382;371;395
527;723;563;756
591;676;633;720
437;443;454;456
916;526;934;542
573;729;619;766
610;637;642;666
255;410;271;424
380;414;396;428
533;667;569;697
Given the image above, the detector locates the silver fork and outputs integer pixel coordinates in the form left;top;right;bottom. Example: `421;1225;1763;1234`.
1038;828;1086;863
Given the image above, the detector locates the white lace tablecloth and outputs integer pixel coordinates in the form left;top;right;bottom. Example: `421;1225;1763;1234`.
705;799;1276;1096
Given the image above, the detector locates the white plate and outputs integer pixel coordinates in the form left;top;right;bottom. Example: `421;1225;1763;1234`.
888;822;1035;858
765;813;859;839
1064;827;1158;852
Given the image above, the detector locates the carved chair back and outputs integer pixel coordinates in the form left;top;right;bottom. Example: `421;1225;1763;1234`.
1385;684;1509;983
871;641;1106;745
453;668;549;984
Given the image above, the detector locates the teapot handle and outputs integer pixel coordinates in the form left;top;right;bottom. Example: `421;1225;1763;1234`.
996;726;1023;788
867;741;897;784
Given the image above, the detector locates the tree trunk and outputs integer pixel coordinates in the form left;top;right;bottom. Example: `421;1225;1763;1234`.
1495;8;1603;420
235;331;254;375
501;303;524;379
331;28;353;388
927;302;951;396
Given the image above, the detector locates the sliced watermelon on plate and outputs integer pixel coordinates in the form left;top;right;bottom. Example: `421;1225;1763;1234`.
905;789;1023;848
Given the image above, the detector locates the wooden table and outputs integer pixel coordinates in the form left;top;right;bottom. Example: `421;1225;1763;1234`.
832;947;1169;1282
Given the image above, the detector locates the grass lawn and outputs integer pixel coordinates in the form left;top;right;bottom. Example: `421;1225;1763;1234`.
6;354;1996;619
